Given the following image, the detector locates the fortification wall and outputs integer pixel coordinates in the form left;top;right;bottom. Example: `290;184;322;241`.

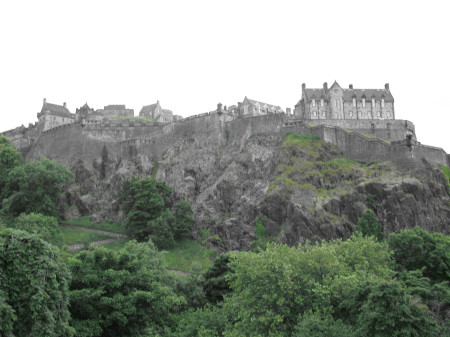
281;121;449;168
301;119;416;142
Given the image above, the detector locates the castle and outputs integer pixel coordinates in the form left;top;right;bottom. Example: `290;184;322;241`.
1;82;449;169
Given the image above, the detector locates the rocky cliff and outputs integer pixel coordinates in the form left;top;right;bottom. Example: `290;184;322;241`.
59;130;450;251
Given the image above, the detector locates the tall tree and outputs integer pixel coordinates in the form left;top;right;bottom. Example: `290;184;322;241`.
354;209;384;241
0;136;22;201
0;229;73;337
69;241;185;337
2;157;74;217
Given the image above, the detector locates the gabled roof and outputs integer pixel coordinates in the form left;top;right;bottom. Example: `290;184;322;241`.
343;89;394;102
303;89;327;100
41;102;74;118
104;105;126;110
244;97;283;111
140;102;160;114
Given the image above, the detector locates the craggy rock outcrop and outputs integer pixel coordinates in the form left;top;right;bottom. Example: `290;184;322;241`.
57;130;450;252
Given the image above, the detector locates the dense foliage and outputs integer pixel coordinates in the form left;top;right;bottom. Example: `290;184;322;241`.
120;178;194;248
9;212;63;246
68;241;185;337
2;157;74;216
0;136;23;201
354;209;384;241
0;229;73;337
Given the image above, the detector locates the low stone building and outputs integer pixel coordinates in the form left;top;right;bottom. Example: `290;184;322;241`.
37;98;75;132
238;97;284;116
139;100;173;123
294;81;395;120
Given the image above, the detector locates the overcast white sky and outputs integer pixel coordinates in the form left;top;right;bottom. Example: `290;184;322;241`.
1;0;449;152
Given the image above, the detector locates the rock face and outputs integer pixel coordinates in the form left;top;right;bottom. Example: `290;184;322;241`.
58;130;450;251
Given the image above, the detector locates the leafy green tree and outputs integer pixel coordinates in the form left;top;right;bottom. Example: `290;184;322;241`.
354;209;384;241
120;177;172;241
148;209;176;249
0;136;22;200
356;279;441;337
173;305;228;337
0;229;73;337
68;240;185;337
203;253;233;304
388;227;450;283
10;212;63;246
294;311;356;337
174;200;194;240
2;157;74;217
222;236;394;337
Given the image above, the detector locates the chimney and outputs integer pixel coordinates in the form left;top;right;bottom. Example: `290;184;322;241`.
63;102;67;108
43;98;47;105
323;82;328;91
286;108;291;115
349;84;353;89
385;83;390;90
302;83;306;90
224;105;227;111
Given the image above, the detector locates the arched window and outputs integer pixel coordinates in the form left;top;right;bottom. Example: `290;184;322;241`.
312;99;316;107
362;98;366;107
353;98;356;106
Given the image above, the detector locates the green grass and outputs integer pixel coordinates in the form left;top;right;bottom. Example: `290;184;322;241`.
109;116;155;123
102;238;131;250
61;216;126;234
60;227;111;246
164;239;216;273
282;133;322;147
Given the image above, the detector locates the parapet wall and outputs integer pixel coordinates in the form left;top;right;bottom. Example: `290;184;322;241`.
6;110;450;170
301;119;416;142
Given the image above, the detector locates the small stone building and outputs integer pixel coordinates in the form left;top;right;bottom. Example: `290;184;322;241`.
238;97;284;116
139;100;173;123
37;98;75;132
294;81;395;120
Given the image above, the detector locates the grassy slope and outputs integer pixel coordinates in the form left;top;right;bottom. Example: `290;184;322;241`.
61;216;126;234
60;227;110;246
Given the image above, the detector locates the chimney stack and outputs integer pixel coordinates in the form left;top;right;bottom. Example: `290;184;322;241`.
286;108;291;115
323;82;328;91
63;102;67;108
349;84;353;89
43;98;47;105
385;83;390;90
302;83;306;90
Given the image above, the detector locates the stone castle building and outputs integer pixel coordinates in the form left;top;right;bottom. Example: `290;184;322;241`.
139;101;173;123
238;97;284;117
95;105;134;118
295;81;395;120
37;99;75;132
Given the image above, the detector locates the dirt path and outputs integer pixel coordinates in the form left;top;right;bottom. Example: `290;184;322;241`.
60;224;127;250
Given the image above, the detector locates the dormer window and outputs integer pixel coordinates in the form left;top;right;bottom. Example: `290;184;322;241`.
312;99;316;107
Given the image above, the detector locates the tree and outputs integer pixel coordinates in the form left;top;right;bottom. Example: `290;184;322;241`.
388;227;450;283
2;157;74;217
11;212;63;246
120;178;194;248
354;209;384;241
203;253;233;304
174;200;194;240
68;241;185;337
120;178;172;241
0;229;73;337
0;136;22;201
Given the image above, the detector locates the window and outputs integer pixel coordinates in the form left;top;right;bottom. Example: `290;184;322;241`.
382;98;385;107
321;99;324;106
387;111;391;117
353;98;356;106
349;111;353;117
312;99;316;107
362;98;366;107
334;100;337;108
372;98;375;107
313;111;317;117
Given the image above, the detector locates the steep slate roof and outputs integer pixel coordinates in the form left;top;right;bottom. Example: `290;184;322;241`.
245;97;283;111
41;102;74;118
302;84;394;102
140;103;158;114
342;89;394;102
104;105;126;110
